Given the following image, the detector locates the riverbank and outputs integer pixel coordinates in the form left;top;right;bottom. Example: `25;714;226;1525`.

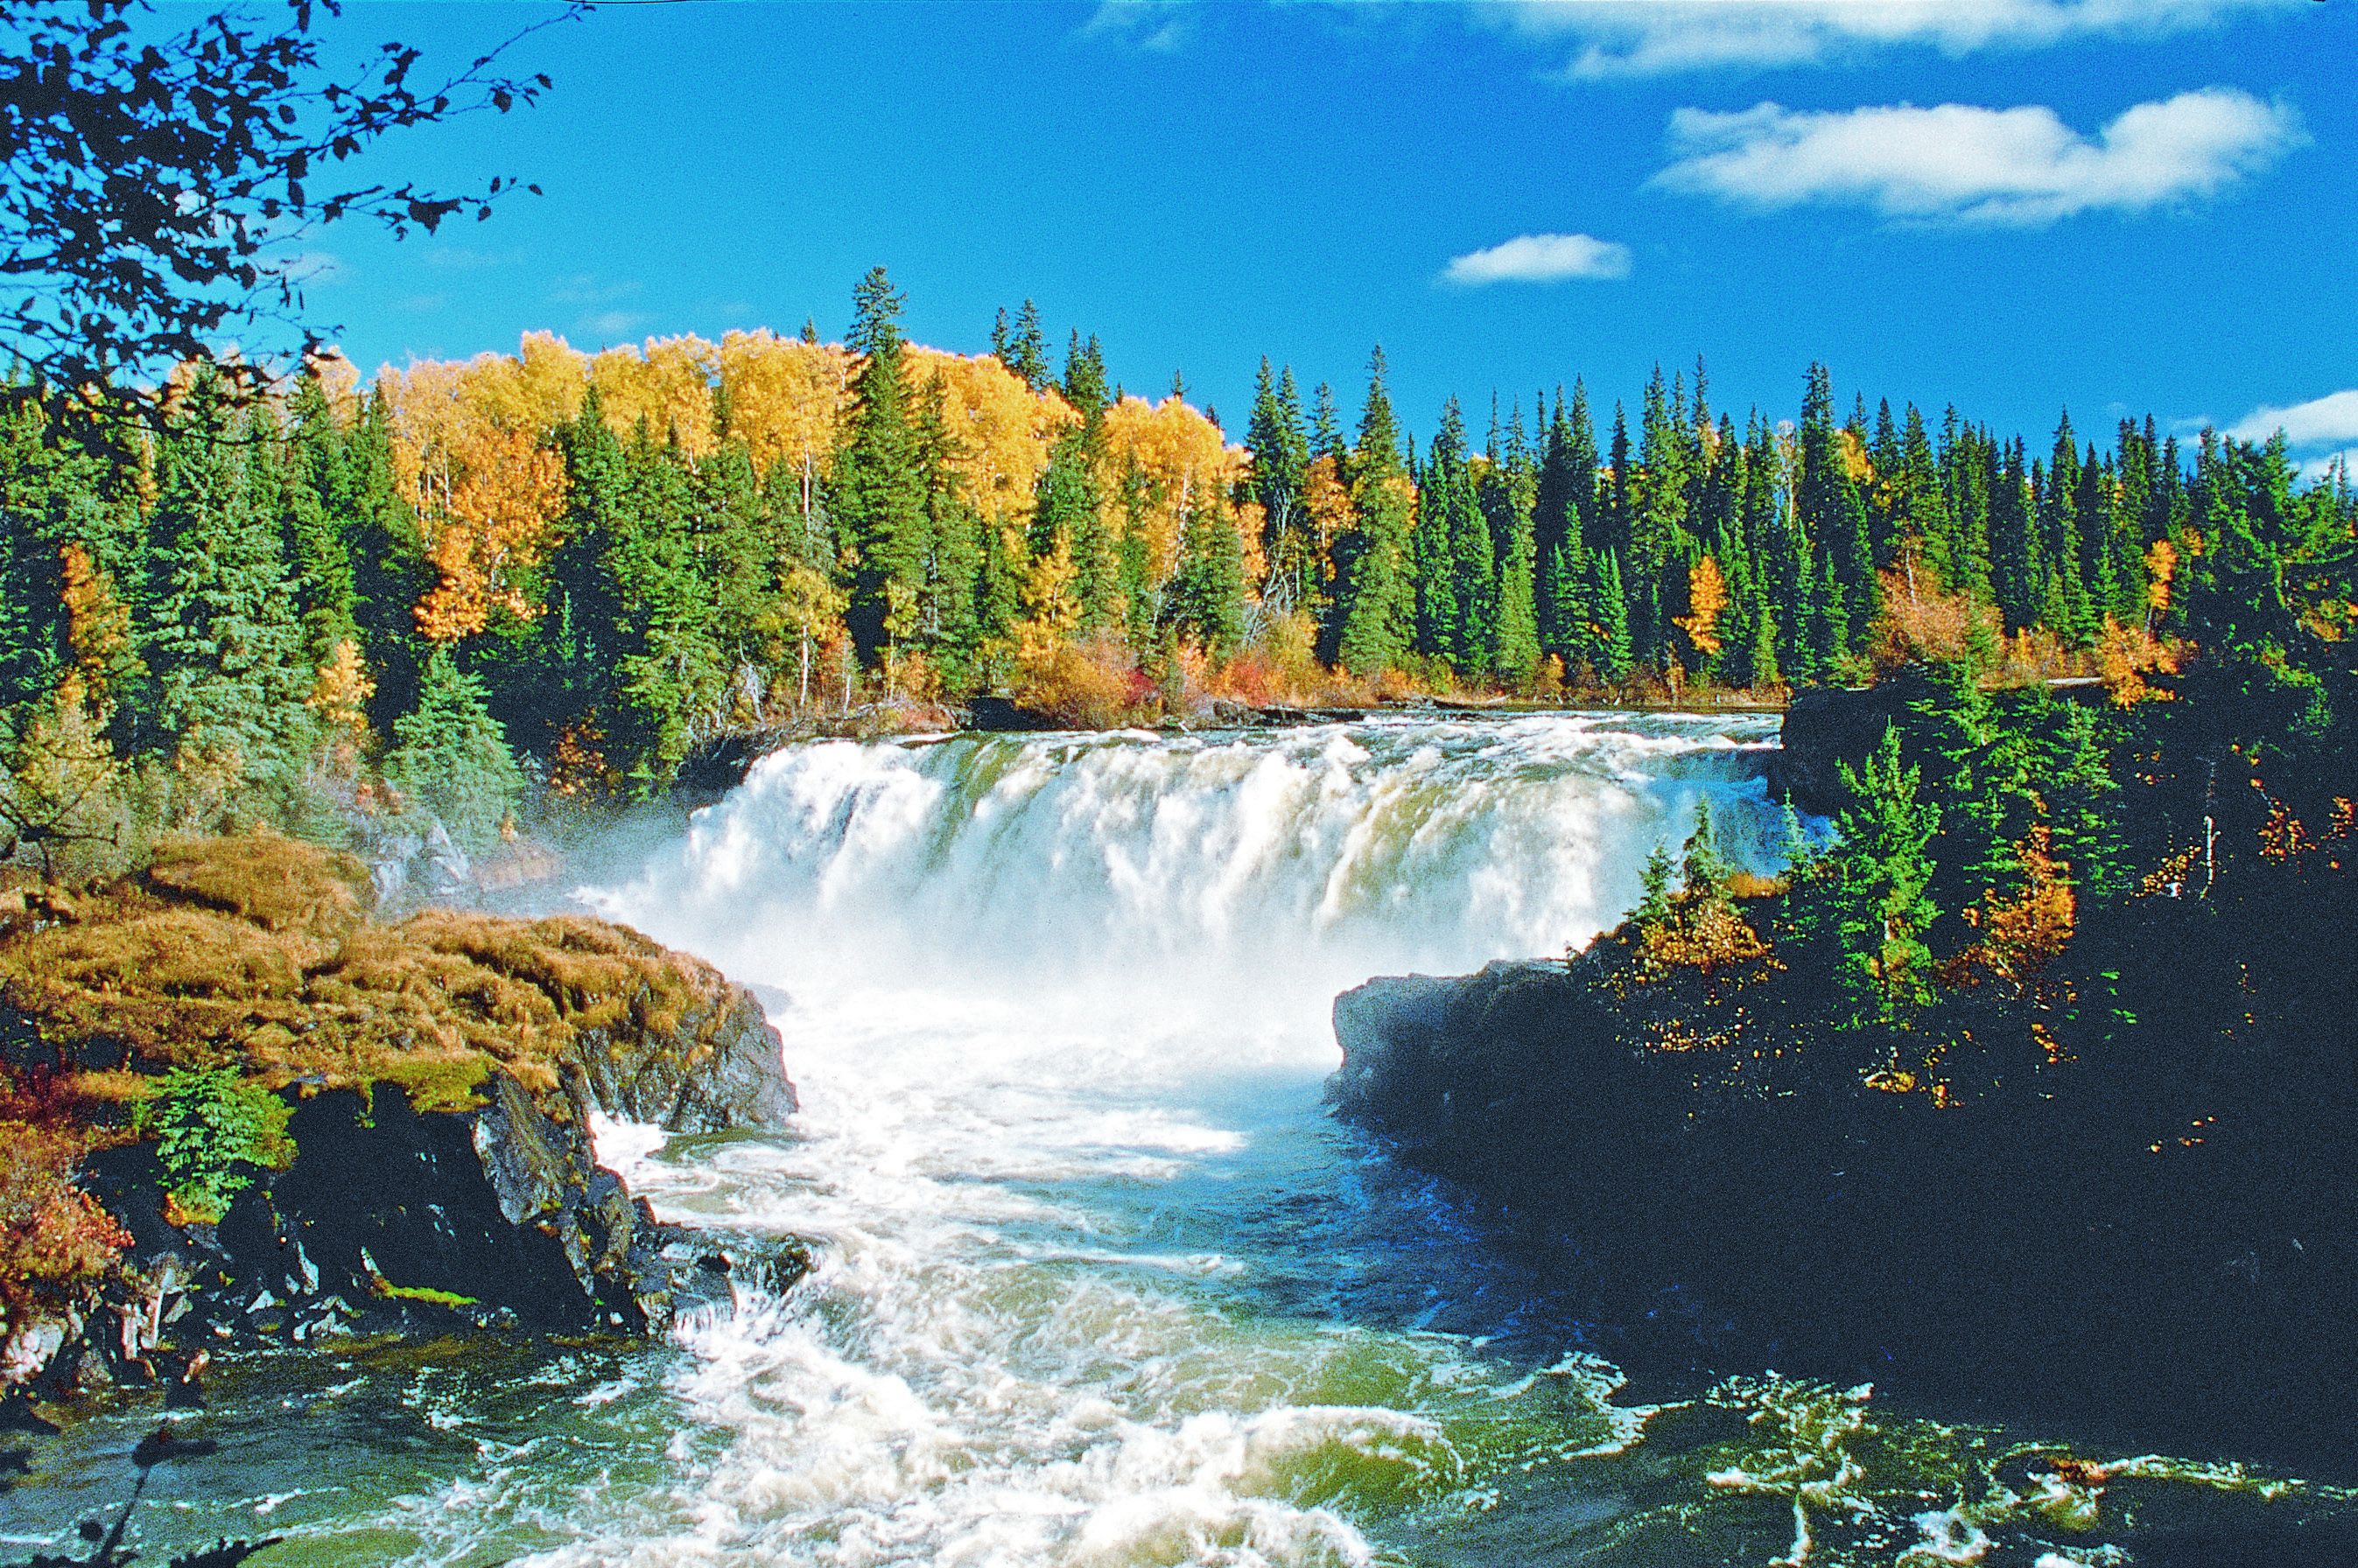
0;833;805;1417
1324;799;2358;1480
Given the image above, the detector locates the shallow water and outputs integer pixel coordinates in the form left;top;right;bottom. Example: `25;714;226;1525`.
7;716;2347;1566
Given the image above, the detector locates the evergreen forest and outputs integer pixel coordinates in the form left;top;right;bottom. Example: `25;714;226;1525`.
3;265;2353;874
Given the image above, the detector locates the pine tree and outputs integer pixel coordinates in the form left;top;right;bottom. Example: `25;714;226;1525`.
835;267;930;664
385;648;525;850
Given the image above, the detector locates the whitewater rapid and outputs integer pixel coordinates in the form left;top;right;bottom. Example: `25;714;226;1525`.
18;713;2325;1567
553;714;1781;1564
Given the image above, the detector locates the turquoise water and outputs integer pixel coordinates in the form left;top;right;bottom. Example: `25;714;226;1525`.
7;718;2345;1566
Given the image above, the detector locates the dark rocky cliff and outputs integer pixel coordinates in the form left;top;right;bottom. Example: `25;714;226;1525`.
1325;920;2358;1476
0;833;805;1403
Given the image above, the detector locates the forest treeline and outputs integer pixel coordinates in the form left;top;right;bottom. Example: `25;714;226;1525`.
1;264;2352;868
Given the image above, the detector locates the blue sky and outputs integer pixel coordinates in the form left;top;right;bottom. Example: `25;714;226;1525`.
299;0;2356;469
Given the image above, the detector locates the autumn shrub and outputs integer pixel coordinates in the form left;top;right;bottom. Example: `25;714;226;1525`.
0;833;750;1116
0;1120;129;1324
136;1064;296;1222
144;829;373;933
2094;617;2182;707
1868;570;2004;676
1011;636;1153;728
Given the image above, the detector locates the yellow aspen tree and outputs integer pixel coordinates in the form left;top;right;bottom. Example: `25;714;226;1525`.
414;426;567;643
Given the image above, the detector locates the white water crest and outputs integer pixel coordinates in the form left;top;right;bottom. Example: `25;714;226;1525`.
14;713;2332;1566
547;714;1784;1566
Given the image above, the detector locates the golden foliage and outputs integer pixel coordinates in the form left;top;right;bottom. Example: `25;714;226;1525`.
2144;538;2177;620
60;544;136;710
1301;454;1353;589
1097;395;1244;584
909;349;1076;523
1944;827;2076;1002
306;638;375;740
1015;531;1082;662
1638;889;1771;979
2095;616;2180;707
414;425;567;642
1867;567;2004;673
718;329;853;484
1677;554;1728;658
1008;636;1150;730
592;334;719;456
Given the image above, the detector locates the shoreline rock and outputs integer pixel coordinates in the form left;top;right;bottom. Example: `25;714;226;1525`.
1324;946;2358;1479
0;834;807;1410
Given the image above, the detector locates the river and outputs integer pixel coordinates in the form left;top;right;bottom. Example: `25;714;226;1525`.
7;715;2342;1566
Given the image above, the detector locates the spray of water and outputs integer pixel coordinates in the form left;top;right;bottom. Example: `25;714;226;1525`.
21;716;2319;1566
540;716;1779;1564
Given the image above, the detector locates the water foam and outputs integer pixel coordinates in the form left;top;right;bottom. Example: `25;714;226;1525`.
547;715;1777;1565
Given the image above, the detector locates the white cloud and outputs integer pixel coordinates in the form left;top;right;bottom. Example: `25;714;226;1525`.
1084;1;1189;52
2228;388;2358;451
1443;232;1633;284
580;309;650;341
2294;448;2356;482
1653;88;2300;224
1486;0;2304;78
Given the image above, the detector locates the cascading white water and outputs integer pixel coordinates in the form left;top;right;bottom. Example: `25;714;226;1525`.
14;712;2339;1568
13;712;2320;1567
531;714;1788;1566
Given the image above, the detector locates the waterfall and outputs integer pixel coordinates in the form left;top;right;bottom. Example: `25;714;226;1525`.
536;714;1789;1566
593;712;1786;1033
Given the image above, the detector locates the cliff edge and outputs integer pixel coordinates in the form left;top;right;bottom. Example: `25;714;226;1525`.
0;831;803;1400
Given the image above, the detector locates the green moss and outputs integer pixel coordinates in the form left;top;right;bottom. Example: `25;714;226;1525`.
375;1283;481;1308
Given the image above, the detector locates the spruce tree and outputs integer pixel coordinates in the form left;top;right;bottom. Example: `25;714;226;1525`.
1593;550;1634;685
385;648;525;850
835;268;929;664
1330;348;1416;677
1063;332;1110;422
1246;358;1311;612
144;368;314;794
1030;427;1112;633
283;370;362;672
1168;496;1246;656
1799;363;1876;662
1825;724;1942;1031
1475;403;1540;687
1007;299;1051;391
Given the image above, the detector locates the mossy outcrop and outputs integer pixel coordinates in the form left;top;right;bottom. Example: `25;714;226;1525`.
0;831;802;1401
